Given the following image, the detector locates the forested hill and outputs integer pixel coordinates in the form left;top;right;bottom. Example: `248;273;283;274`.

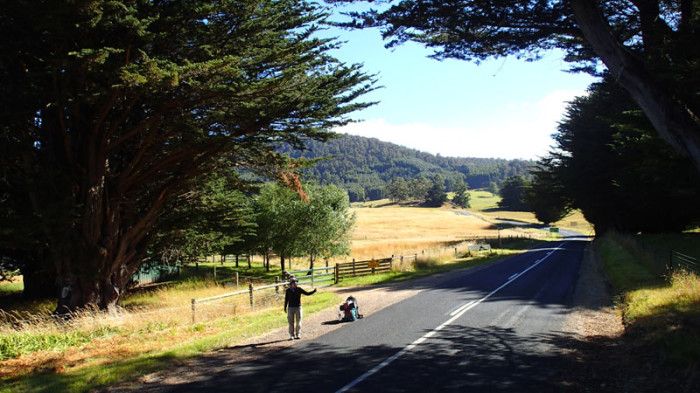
278;134;533;202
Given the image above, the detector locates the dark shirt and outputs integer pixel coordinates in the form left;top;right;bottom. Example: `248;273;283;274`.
284;286;316;309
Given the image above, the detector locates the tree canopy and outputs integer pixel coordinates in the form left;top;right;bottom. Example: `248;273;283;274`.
332;0;700;171
451;180;471;209
425;174;448;207
533;76;700;233
0;0;373;311
497;175;529;211
280;133;534;201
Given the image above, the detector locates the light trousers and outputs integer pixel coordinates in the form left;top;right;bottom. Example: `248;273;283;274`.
287;306;302;336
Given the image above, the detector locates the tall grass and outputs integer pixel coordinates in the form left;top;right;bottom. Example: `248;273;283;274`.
0;201;572;390
597;232;700;366
0;288;338;392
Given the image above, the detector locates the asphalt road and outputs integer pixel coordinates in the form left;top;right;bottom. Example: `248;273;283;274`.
167;240;588;393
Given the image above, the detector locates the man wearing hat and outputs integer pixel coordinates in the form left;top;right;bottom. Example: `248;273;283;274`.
283;278;317;340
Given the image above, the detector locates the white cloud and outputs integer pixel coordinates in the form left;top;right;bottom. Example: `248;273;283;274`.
336;89;586;160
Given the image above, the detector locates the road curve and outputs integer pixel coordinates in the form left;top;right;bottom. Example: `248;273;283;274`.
153;240;588;393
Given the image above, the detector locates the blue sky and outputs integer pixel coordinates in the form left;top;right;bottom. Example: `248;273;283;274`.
324;22;598;160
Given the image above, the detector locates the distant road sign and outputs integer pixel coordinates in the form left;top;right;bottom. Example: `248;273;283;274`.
550;227;559;233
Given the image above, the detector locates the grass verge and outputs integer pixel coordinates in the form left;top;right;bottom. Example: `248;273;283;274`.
0;237;550;392
0;292;338;393
597;232;700;367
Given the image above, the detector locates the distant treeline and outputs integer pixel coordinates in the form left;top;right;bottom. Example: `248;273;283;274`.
279;134;533;201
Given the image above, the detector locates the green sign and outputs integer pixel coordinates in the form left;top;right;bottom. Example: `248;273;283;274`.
550;227;559;233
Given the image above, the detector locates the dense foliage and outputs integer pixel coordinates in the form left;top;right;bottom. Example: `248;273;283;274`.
0;0;372;311
451;180;471;209
280;134;534;201
148;169;257;267
252;182;354;271
532;77;700;234
497;176;529;211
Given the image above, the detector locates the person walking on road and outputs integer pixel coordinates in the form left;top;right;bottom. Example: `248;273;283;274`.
284;278;317;340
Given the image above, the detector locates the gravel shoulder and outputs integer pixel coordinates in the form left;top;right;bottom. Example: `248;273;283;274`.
104;245;622;392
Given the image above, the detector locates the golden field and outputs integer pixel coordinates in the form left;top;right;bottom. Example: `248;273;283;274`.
345;191;593;261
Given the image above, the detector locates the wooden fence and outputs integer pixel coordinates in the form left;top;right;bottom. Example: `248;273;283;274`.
189;242;508;323
190;266;334;324
286;266;335;288
334;257;393;283
190;280;287;324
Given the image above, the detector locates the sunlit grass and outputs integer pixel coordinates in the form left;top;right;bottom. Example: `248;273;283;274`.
466;190;500;211
597;232;700;366
0;292;338;392
626;271;700;321
0;198;583;391
0;277;22;295
347;203;546;261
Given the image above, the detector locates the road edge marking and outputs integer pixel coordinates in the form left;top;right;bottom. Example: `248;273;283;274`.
334;242;567;393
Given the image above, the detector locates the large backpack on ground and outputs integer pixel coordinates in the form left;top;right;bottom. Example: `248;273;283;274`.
338;296;362;322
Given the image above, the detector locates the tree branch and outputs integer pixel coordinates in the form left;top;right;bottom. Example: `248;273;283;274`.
571;0;700;172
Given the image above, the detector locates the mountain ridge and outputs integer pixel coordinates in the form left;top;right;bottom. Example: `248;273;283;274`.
279;133;533;201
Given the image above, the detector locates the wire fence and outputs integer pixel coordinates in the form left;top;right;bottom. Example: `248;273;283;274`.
0;234;539;336
670;251;698;273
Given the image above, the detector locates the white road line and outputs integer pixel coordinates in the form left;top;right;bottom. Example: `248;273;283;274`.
334;242;567;393
449;300;475;317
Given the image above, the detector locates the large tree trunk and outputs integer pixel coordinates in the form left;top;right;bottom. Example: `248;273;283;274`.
54;270;121;314
49;169;157;314
52;233;144;314
571;0;700;172
20;254;56;300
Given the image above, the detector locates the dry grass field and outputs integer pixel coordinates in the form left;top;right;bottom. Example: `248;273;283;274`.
345;190;593;262
347;204;547;261
0;190;598;392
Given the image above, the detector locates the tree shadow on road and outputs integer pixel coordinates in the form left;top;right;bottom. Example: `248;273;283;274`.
114;321;695;393
110;324;639;393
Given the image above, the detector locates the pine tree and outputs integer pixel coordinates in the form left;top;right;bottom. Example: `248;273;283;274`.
0;0;372;311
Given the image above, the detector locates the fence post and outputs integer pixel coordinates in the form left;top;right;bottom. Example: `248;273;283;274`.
335;263;339;284
275;276;280;295
191;299;196;324
213;266;216;281
311;269;315;288
236;272;239;289
669;250;674;272
249;283;254;310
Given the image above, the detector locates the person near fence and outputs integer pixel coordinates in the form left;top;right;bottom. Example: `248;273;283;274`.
284;278;316;340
